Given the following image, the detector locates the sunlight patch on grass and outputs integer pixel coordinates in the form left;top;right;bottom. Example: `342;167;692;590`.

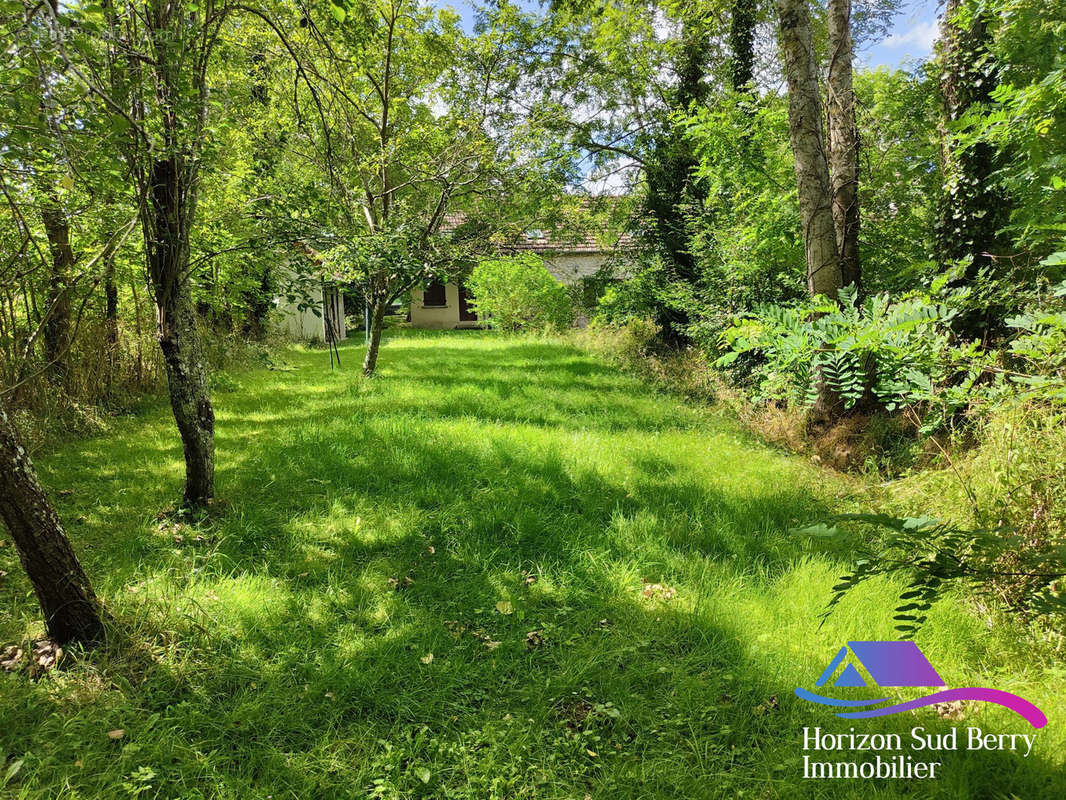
0;332;1062;799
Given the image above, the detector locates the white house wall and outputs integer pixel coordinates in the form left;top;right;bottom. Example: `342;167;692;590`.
272;284;347;342
542;253;607;283
410;283;478;329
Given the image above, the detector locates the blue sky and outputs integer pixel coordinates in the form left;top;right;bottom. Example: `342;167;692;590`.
438;0;943;71
863;0;941;69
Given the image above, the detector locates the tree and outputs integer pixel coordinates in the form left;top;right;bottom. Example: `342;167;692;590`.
274;0;528;375
827;0;861;293
87;0;235;506
774;0;842;298
0;398;103;645
935;0;1013;341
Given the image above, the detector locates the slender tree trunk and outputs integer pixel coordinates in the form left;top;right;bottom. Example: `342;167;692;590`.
147;156;215;508
39;204;74;379
827;0;861;295
0;398;103;645
362;297;387;376
103;252;119;392
775;0;842;298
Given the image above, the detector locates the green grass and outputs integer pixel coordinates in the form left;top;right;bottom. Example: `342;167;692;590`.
1;330;1063;798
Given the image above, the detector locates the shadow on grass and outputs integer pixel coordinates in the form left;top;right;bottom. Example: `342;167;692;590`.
2;333;1060;799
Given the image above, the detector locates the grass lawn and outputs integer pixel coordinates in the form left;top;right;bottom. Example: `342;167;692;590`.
1;330;1063;798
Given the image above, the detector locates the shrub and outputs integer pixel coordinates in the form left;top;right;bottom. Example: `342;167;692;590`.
466;254;575;332
717;285;990;431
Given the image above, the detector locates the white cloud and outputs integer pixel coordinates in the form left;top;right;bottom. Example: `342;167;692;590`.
881;19;939;52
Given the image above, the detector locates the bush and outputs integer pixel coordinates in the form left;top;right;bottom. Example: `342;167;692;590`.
717;285;988;431
466;254;575;332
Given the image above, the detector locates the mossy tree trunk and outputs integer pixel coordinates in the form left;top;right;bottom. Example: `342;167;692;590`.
39;202;74;381
362;297;387;376
0;399;103;645
147;156;215;508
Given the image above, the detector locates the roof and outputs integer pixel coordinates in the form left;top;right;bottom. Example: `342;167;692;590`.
437;209;634;256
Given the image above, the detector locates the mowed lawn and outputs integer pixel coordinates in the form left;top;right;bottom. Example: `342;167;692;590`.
1;331;1063;799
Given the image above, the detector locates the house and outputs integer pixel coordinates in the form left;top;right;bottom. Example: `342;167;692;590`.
272;244;347;343
408;224;632;329
274;282;346;343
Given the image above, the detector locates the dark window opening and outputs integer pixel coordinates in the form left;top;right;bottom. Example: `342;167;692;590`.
423;280;447;307
458;284;477;321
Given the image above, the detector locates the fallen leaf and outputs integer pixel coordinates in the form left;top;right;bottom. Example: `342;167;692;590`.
420;652;434;664
641;580;677;601
525;630;545;649
107;729;125;740
754;695;780;715
495;600;513;615
934;700;967;721
32;640;63;672
1;646;23;672
586;749;598;758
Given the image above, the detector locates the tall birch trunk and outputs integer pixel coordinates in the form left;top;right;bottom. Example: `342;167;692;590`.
775;0;842;298
827;0;861;295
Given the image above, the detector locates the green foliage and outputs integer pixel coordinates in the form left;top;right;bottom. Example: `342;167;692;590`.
854;66;942;292
467;254;575;332
719;286;980;422
967;0;1066;256
684;93;806;333
801;512;1066;637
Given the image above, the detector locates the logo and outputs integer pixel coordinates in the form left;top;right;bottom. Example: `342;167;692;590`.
794;641;1046;729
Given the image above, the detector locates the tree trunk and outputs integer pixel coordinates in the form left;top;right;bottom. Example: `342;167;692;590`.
827;0;861;295
362;298;387;376
147;156;215;508
776;0;842;298
0;398;103;645
730;0;757;93
40;204;74;379
936;0;1009;342
104;252;119;392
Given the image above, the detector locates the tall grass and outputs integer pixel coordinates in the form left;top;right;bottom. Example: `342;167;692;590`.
0;331;1062;798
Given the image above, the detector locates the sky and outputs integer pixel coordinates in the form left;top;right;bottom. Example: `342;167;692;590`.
863;0;942;70
438;0;944;71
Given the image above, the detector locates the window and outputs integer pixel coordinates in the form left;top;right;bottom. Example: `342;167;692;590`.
422;280;447;307
458;284;477;321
